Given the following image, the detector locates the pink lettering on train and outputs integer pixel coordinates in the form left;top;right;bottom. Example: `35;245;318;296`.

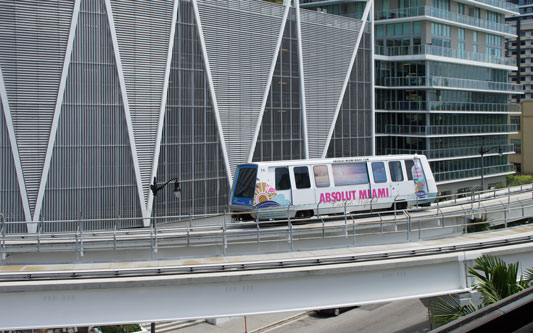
320;188;390;202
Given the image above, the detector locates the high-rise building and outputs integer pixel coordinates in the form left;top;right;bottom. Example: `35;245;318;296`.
0;0;372;232
507;0;533;102
506;0;533;174
303;0;521;196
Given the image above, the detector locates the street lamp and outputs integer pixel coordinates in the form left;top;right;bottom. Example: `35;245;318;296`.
150;177;181;199
150;177;181;226
479;145;503;191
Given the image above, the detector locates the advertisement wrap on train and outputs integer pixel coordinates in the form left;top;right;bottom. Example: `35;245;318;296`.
230;155;438;220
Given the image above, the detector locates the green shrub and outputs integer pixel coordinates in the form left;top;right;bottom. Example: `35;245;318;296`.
98;324;142;333
506;174;533;187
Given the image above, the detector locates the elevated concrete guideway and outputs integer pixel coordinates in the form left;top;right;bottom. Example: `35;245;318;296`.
1;185;532;265
0;226;533;330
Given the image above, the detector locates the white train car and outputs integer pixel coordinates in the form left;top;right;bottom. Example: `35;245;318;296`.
229;155;438;219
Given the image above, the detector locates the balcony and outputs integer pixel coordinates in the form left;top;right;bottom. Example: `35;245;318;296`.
379;101;520;113
383;124;518;136
385;144;515;159
434;164;515;183
473;0;519;13
429;101;521;113
375;6;516;35
375;44;516;67
429;76;522;92
378;76;522;93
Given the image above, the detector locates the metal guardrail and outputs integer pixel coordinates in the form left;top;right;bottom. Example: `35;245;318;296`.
1;185;532;261
384;124;518;136
375;44;515;66
375;6;516;35
379;101;520;113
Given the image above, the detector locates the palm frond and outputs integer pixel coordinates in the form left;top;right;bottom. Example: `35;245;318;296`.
429;296;480;328
523;268;533;286
468;255;523;306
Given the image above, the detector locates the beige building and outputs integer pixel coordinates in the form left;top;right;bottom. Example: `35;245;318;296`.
510;101;533;174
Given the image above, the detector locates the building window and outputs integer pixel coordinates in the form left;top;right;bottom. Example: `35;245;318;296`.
486;34;502;57
511;115;521;130
511;139;522;154
431;23;451;48
457;3;465;15
487;10;501;24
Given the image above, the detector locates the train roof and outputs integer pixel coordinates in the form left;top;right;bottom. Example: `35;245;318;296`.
240;154;426;168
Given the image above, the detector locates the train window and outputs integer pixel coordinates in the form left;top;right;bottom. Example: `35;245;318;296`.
294;167;311;189
405;160;415;180
389;161;404;182
313;165;330;188
332;163;369;186
372;162;387;183
275;167;291;190
234;167;257;199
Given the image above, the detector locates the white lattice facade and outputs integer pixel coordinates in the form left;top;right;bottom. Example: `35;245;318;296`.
0;0;373;233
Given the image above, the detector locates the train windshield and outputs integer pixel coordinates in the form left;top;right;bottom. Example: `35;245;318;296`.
234;166;257;200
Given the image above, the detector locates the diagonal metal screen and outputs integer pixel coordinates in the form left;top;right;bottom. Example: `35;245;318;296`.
196;0;285;176
0;98;27;233
0;0;74;216
41;0;143;231
300;10;362;159
109;0;174;201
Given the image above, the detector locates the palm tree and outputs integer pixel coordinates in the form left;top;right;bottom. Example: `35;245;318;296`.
429;255;533;328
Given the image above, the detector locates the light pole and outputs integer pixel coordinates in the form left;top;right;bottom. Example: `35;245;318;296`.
149;177;180;333
479;145;503;191
150;177;181;224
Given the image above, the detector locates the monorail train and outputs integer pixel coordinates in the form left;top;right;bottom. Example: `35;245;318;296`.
229;155;438;219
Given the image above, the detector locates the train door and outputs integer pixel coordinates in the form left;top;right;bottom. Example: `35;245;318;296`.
270;166;293;207
369;161;389;209
388;160;410;206
290;166;314;211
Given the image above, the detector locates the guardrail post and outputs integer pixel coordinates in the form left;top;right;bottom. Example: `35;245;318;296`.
436;200;441;227
504;205;508;229
150;218;155;253
79;220;84;257
464;210;468;235
113;220;117;251
393;196;398;221
1;213;5;261
407;214;411;242
508;187;511;205
352;215;356;246
223;215;227;256
344;201;348;238
288;205;293;251
37;220;42;253
256;218;260;243
418;217;421;240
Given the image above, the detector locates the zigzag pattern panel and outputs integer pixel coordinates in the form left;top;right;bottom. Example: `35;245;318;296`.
40;0;142;231
109;0;174;200
0;100;26;233
300;10;362;159
327;27;373;158
197;0;285;175
253;9;304;162
155;0;229;221
0;0;74;215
